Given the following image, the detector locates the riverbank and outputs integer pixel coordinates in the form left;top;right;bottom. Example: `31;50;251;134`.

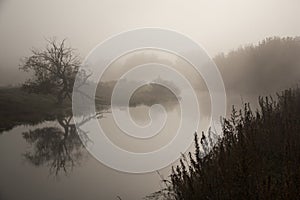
156;88;300;200
0;87;72;132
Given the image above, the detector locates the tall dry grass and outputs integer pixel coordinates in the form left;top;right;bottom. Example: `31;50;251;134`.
148;88;300;200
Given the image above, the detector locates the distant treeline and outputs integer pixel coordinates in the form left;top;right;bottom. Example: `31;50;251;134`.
96;37;300;106
215;37;300;95
149;87;300;199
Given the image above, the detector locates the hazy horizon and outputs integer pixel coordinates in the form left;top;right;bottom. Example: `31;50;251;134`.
1;1;300;199
1;0;300;85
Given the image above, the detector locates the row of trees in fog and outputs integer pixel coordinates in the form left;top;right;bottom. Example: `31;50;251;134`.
215;37;300;95
19;37;300;105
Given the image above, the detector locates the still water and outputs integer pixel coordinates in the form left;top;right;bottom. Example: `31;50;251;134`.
0;93;259;200
0;105;183;200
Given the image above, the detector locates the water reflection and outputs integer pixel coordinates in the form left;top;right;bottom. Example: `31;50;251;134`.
0;96;253;199
22;114;94;176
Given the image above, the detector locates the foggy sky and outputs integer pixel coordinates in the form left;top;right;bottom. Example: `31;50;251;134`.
0;2;300;199
1;0;300;85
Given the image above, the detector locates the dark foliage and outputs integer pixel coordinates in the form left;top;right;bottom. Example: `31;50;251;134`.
151;88;300;200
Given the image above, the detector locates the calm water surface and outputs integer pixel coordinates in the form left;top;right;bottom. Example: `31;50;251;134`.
0;106;181;200
0;93;259;200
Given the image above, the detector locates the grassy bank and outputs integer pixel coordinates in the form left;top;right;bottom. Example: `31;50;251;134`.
151;88;300;200
0;87;71;132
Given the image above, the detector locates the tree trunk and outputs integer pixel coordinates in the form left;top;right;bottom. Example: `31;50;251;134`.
56;91;64;105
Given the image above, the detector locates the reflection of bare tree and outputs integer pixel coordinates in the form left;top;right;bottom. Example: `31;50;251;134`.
22;115;92;176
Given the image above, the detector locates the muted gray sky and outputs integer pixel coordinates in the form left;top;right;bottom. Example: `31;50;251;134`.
0;0;300;85
0;2;300;199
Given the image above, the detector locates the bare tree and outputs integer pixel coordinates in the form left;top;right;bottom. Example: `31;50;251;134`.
20;38;88;104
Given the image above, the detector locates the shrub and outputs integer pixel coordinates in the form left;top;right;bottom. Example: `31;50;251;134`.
149;87;300;200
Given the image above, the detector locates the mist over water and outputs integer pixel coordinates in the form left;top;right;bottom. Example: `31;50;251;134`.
0;0;299;196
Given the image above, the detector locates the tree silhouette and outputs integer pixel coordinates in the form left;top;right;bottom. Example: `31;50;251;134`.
20;38;90;104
